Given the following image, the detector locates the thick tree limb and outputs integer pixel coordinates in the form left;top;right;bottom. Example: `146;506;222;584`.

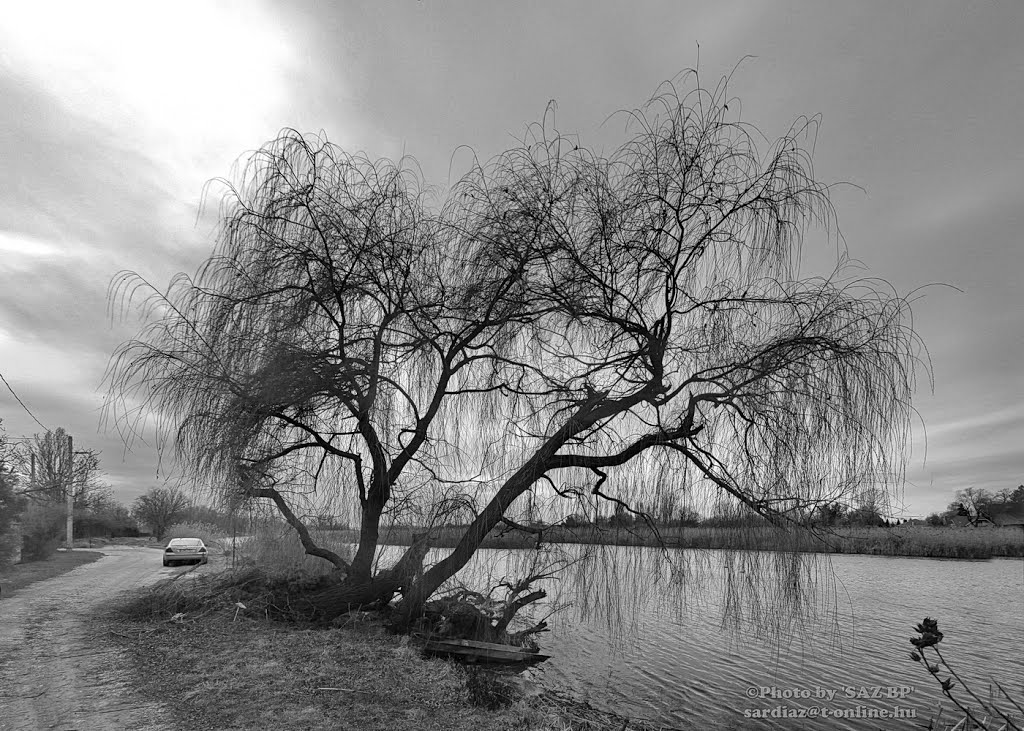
494;589;546;634
249;486;350;570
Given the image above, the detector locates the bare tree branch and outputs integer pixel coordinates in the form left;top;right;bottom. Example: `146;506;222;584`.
105;70;925;625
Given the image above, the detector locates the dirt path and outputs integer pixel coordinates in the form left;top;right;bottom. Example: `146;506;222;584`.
0;546;187;731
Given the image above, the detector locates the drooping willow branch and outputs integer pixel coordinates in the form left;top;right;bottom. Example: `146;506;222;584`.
103;69;926;622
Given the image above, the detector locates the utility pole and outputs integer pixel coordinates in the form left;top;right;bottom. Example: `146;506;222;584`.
65;434;74;550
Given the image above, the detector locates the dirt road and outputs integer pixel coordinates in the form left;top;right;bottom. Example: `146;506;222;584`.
0;546;188;731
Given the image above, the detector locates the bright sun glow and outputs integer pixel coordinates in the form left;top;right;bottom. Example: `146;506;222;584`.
0;1;298;195
0;231;66;259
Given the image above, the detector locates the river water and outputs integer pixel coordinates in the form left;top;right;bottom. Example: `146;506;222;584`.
436;545;1024;730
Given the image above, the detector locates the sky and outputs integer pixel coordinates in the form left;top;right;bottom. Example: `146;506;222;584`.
0;1;1021;518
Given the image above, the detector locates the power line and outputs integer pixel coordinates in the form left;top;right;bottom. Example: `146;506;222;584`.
0;370;49;431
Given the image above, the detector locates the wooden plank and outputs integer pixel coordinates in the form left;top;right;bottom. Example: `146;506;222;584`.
423;639;550;664
427;638;541;653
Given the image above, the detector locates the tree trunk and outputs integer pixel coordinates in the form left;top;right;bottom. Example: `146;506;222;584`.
311;533;431;621
306;576;400;621
396;462;545;625
398;392;653;624
349;500;383;581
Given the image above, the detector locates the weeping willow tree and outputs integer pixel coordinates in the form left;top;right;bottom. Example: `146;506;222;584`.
105;72;921;625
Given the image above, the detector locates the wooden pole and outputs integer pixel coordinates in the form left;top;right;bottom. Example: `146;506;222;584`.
65;434;74;550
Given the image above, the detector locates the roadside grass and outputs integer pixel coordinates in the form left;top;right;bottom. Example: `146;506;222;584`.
0;549;103;597
100;571;661;731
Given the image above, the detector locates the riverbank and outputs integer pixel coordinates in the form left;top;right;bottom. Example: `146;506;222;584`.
354;523;1024;559
99;599;668;731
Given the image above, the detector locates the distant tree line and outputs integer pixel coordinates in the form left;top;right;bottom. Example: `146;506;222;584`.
0;422;133;562
560;497;894;530
0;420;243;565
924;485;1024;527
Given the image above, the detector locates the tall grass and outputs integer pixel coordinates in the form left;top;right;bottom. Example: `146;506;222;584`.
165;522;226;546
237;522;354;579
353;523;1024;559
823;525;1024;559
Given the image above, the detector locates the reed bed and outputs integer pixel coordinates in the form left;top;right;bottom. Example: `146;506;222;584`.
226;522;355;578
351;523;1024;559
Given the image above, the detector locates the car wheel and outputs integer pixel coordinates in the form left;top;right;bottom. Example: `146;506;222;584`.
162;560;170;567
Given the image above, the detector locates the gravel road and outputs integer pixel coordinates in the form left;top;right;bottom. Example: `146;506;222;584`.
0;546;186;731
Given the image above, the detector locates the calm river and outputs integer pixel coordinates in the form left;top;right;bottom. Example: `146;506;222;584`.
440;545;1024;730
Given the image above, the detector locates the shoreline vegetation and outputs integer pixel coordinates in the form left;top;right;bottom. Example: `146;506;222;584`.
101;570;665;731
74;532;1022;731
356;524;1024;560
100;615;664;731
98;539;1024;731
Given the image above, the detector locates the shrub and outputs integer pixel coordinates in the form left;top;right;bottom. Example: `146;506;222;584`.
20;502;66;562
75;501;139;539
111;565;336;623
0;530;20;568
0;472;24;567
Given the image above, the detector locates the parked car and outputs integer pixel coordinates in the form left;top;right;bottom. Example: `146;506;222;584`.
163;537;209;567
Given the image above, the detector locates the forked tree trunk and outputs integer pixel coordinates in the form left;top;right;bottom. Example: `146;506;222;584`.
394;393;648;625
310;532;432;621
396;463;545;626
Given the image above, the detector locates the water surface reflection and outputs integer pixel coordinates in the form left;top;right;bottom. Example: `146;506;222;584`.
431;545;1024;729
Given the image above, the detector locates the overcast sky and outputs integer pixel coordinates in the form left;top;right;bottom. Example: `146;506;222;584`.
0;1;1020;517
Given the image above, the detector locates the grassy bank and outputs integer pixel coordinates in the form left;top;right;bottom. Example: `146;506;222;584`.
100;575;665;731
0;549;103;597
354;523;1024;559
802;524;1024;559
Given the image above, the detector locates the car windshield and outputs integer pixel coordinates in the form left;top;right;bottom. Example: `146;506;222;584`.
170;539;202;547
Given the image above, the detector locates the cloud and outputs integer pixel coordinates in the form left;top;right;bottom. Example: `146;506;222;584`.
900;164;1024;239
2;1;1022;520
0;1;311;505
0;1;298;188
0;232;70;260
